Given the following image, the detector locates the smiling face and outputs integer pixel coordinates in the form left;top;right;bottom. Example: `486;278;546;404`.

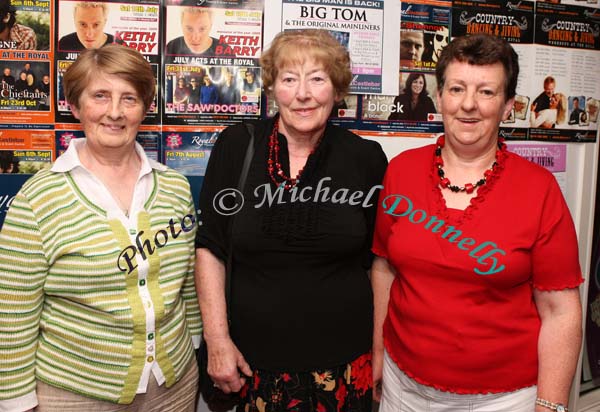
74;5;108;49
436;60;514;152
181;10;212;54
274;59;338;140
543;80;555;98
71;72;145;153
411;75;425;96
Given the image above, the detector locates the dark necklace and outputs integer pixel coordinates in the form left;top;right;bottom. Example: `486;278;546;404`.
267;118;323;190
434;135;504;194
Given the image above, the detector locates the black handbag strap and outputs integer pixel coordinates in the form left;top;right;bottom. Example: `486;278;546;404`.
224;123;255;316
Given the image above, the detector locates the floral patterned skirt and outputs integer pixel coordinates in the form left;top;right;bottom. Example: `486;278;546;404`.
237;352;372;412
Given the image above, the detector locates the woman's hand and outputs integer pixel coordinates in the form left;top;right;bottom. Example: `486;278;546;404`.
206;336;252;393
372;345;384;402
196;248;251;393
371;257;396;403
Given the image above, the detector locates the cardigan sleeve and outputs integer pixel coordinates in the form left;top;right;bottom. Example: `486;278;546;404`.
0;189;48;407
180;185;202;346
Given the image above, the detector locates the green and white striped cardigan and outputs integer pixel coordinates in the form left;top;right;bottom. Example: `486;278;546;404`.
0;167;202;406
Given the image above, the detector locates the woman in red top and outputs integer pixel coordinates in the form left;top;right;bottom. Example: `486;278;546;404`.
372;34;582;412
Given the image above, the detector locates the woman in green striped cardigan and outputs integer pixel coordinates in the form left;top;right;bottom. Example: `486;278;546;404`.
0;45;201;412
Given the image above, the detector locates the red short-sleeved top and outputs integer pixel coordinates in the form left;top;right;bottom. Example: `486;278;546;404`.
372;144;583;394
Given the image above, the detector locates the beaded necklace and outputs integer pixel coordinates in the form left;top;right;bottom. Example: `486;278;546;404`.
434;135;505;194
267;118;323;190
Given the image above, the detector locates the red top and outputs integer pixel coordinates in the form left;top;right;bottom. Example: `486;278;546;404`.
373;144;583;394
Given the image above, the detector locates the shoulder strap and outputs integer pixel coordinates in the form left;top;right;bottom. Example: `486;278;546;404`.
237;123;255;190
225;123;255;315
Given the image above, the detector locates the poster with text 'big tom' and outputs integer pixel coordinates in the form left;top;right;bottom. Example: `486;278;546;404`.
263;0;399;96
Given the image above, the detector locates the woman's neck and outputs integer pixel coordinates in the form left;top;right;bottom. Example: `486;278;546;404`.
279;124;325;157
442;139;498;176
78;141;140;175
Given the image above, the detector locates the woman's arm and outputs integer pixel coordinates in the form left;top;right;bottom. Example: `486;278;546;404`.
195;248;251;393
0;190;48;411
371;256;395;402
181;193;202;348
534;288;582;411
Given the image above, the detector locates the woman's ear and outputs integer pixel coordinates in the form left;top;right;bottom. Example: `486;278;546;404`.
70;104;80;120
2;13;10;23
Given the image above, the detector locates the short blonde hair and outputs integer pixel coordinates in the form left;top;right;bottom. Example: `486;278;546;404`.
74;2;108;17
181;6;212;21
63;44;156;111
260;29;352;100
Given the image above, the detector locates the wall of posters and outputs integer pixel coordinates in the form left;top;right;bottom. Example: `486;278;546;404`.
0;0;599;232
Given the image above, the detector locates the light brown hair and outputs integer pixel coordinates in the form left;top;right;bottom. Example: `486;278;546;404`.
260;29;352;100
63;44;155;111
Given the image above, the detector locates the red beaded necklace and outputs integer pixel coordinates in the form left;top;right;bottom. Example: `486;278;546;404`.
267;117;323;190
434;135;504;194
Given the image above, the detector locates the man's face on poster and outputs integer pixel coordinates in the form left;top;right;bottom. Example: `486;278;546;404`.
3;67;10;77
74;6;108;49
433;27;449;61
182;11;212;54
543;81;555;98
400;30;424;67
42;75;49;84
